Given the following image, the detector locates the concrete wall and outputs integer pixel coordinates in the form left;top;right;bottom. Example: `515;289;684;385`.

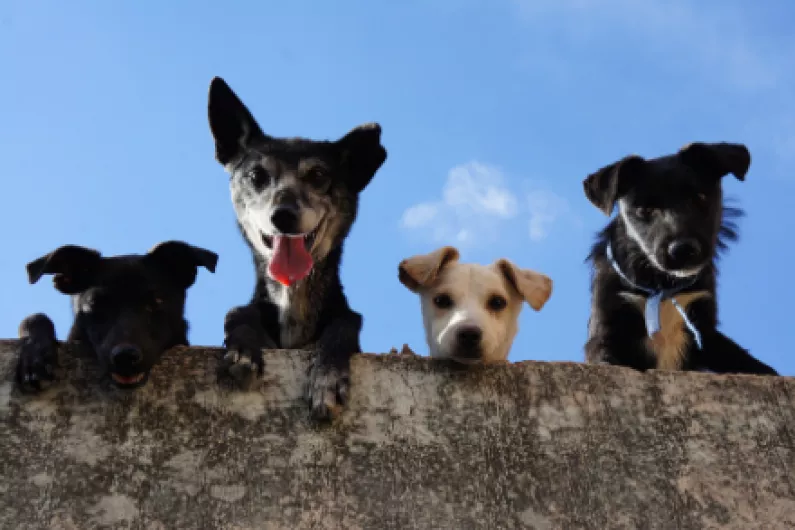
1;340;795;529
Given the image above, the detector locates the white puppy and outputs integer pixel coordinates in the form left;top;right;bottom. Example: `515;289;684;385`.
398;246;553;364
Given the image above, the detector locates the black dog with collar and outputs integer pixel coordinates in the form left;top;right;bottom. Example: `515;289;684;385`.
582;141;777;375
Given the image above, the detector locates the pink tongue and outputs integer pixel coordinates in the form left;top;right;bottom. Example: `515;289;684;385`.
268;235;313;286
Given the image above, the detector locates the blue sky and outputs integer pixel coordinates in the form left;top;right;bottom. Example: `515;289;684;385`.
2;0;794;375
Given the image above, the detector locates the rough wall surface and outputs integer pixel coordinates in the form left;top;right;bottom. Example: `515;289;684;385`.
1;340;795;530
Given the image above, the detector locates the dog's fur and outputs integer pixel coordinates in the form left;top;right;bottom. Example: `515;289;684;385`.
207;77;387;420
16;241;218;391
583;141;777;375
399;246;552;364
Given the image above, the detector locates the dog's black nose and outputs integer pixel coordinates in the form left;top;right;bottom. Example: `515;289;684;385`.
457;326;483;348
111;344;142;368
667;238;702;265
271;207;300;235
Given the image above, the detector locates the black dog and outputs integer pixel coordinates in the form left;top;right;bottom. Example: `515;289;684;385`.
16;241;218;391
582;141;777;375
207;77;387;421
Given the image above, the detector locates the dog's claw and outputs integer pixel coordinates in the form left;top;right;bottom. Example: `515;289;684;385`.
305;363;349;422
218;337;265;390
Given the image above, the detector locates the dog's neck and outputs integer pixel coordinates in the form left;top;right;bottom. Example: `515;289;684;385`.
605;240;703;350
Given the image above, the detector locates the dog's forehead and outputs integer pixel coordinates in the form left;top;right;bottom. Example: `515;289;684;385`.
629;153;707;195
94;256;167;289
650;153;687;171
247;138;338;168
260;155;332;175
439;263;507;294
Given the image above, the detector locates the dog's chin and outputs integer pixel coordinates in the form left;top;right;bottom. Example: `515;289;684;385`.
109;371;149;389
666;266;706;279
647;251;707;279
451;357;483;366
448;348;484;366
656;259;707;279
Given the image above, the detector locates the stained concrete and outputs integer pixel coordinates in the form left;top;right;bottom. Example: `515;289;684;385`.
1;340;795;529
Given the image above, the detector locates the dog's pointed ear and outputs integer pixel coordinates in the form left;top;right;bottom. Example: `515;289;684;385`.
496;259;552;311
146;241;219;289
583;155;645;215
678;142;751;182
26;245;103;294
208;77;267;166
336;122;387;192
398;246;460;292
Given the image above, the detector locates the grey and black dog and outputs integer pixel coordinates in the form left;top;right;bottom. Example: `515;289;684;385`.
16;241;218;391
583;141;777;375
207;77;387;420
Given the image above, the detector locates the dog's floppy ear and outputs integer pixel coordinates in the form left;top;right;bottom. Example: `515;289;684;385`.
26;245;103;294
496;259;552;311
398;246;460;292
208;77;267;166
678;142;751;182
583;155;645;215
336;122;387;192
146;241;219;289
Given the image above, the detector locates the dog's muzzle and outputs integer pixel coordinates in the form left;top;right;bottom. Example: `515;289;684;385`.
108;343;148;388
452;326;483;363
664;237;703;271
271;206;301;235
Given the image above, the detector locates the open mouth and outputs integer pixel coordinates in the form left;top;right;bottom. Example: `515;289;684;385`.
261;227;318;251
262;225;321;286
110;372;147;387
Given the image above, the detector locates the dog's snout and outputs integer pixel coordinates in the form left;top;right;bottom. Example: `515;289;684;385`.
667;238;701;264
271;207;300;234
270;189;301;234
111;344;143;368
456;326;483;348
273;189;300;210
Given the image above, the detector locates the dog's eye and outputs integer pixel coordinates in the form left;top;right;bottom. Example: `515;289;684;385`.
635;207;654;220
248;166;271;188
433;293;453;309
487;295;507;311
304;167;330;189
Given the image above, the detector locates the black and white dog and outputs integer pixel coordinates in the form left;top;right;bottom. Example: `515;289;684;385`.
582;141;777;375
16;241;218;391
207;77;387;420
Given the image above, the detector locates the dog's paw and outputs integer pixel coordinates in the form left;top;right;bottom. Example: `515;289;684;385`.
218;330;266;390
15;338;58;392
305;362;350;422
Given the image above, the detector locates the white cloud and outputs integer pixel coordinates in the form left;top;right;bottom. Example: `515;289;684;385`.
401;203;439;229
400;161;570;247
527;190;569;242
442;162;519;218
